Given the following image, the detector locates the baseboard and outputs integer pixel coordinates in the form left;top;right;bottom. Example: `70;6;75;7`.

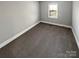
40;21;72;29
0;20;78;49
0;22;40;48
72;28;79;48
40;20;79;48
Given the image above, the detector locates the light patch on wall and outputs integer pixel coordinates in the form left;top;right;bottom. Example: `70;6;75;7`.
48;4;58;18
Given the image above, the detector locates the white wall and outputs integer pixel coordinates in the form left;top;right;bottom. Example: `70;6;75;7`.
39;1;72;26
0;1;39;44
72;1;79;48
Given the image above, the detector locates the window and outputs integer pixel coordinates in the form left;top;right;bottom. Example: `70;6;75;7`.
48;4;58;18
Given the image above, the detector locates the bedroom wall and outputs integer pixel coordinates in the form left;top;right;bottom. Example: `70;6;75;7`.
72;1;79;48
39;1;72;26
0;1;39;45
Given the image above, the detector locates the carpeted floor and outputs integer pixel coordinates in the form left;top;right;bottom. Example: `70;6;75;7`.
0;22;79;58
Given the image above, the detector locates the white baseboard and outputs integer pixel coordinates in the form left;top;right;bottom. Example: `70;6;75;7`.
72;28;79;48
40;21;72;29
40;21;79;48
0;20;78;49
0;22;40;48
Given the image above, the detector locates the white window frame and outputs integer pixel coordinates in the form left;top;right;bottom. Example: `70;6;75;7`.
48;3;58;19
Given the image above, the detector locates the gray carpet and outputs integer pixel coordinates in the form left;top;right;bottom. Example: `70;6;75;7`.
0;22;79;58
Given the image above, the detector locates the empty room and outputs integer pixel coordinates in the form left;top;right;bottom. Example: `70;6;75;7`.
0;0;79;58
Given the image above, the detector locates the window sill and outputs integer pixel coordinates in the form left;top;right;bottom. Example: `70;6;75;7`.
48;16;58;19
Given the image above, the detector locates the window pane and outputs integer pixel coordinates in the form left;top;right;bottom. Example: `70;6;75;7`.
48;4;58;18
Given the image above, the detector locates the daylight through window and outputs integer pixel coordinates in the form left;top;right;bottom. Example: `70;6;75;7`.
48;4;58;18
